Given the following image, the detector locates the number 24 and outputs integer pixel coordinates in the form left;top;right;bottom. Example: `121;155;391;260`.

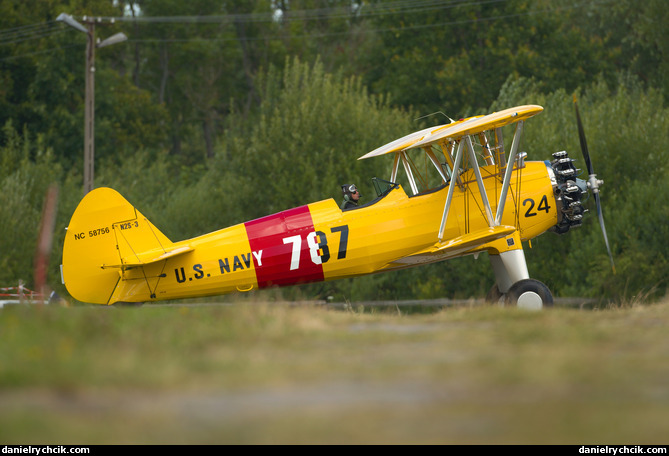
523;195;551;217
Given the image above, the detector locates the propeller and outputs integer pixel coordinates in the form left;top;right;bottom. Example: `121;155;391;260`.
573;96;616;273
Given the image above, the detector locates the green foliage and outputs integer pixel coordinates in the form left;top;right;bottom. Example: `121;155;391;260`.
0;122;63;288
164;57;414;240
566;173;669;301
93;148;199;240
246;57;411;211
558;0;669;103
362;0;622;117
0;0;126;166
94;69;171;159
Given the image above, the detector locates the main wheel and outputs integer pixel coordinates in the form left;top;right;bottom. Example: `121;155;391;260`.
505;279;553;310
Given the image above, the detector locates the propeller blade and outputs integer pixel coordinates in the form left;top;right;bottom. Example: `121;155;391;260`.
574;96;615;274
594;192;616;274
573;96;594;175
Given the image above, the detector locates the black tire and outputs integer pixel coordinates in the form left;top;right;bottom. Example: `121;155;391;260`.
485;284;504;304
505;279;554;309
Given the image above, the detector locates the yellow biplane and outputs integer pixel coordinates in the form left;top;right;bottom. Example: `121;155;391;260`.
61;103;613;309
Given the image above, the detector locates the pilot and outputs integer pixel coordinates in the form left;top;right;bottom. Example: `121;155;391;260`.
340;184;361;210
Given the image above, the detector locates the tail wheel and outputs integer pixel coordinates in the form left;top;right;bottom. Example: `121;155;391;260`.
505;279;554;310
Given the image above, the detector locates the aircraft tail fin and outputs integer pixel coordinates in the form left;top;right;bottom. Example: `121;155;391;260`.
61;187;178;305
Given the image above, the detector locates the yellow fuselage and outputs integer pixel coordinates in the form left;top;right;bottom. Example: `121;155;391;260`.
108;161;557;303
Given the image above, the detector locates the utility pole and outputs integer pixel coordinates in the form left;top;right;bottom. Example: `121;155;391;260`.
57;14;127;195
84;20;95;195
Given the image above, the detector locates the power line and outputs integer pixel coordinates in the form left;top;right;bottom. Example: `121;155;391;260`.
0;0;506;56
0;20;58;37
110;1;607;44
0;0;619;60
0;20;66;46
0;43;82;61
0;29;67;46
93;0;509;24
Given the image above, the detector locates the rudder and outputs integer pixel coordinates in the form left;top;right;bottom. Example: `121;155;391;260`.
62;187;173;305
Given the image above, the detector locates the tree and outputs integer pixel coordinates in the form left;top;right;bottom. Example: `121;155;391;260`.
555;0;668;103
360;0;626;117
0;0;169;167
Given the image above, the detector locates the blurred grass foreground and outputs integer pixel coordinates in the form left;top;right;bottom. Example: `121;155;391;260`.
1;297;668;444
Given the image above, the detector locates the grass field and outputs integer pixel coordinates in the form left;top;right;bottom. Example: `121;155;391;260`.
1;296;668;444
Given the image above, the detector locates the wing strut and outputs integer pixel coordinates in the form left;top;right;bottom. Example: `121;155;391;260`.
438;140;465;241
424;147;449;183
391;152;401;182
494;121;524;226
442;141;463;189
438;122;525;241
494;127;506;167
465;135;495;227
400;151;419;195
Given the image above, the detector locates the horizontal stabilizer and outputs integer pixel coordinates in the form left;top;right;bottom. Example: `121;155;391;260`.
101;245;193;270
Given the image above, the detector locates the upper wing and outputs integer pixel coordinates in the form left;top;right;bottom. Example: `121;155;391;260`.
408;105;543;150
358;105;542;160
358;124;448;160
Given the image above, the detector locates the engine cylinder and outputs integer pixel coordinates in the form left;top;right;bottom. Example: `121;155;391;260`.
548;151;588;234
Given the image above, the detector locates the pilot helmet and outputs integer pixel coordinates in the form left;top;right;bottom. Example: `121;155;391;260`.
341;184;360;200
